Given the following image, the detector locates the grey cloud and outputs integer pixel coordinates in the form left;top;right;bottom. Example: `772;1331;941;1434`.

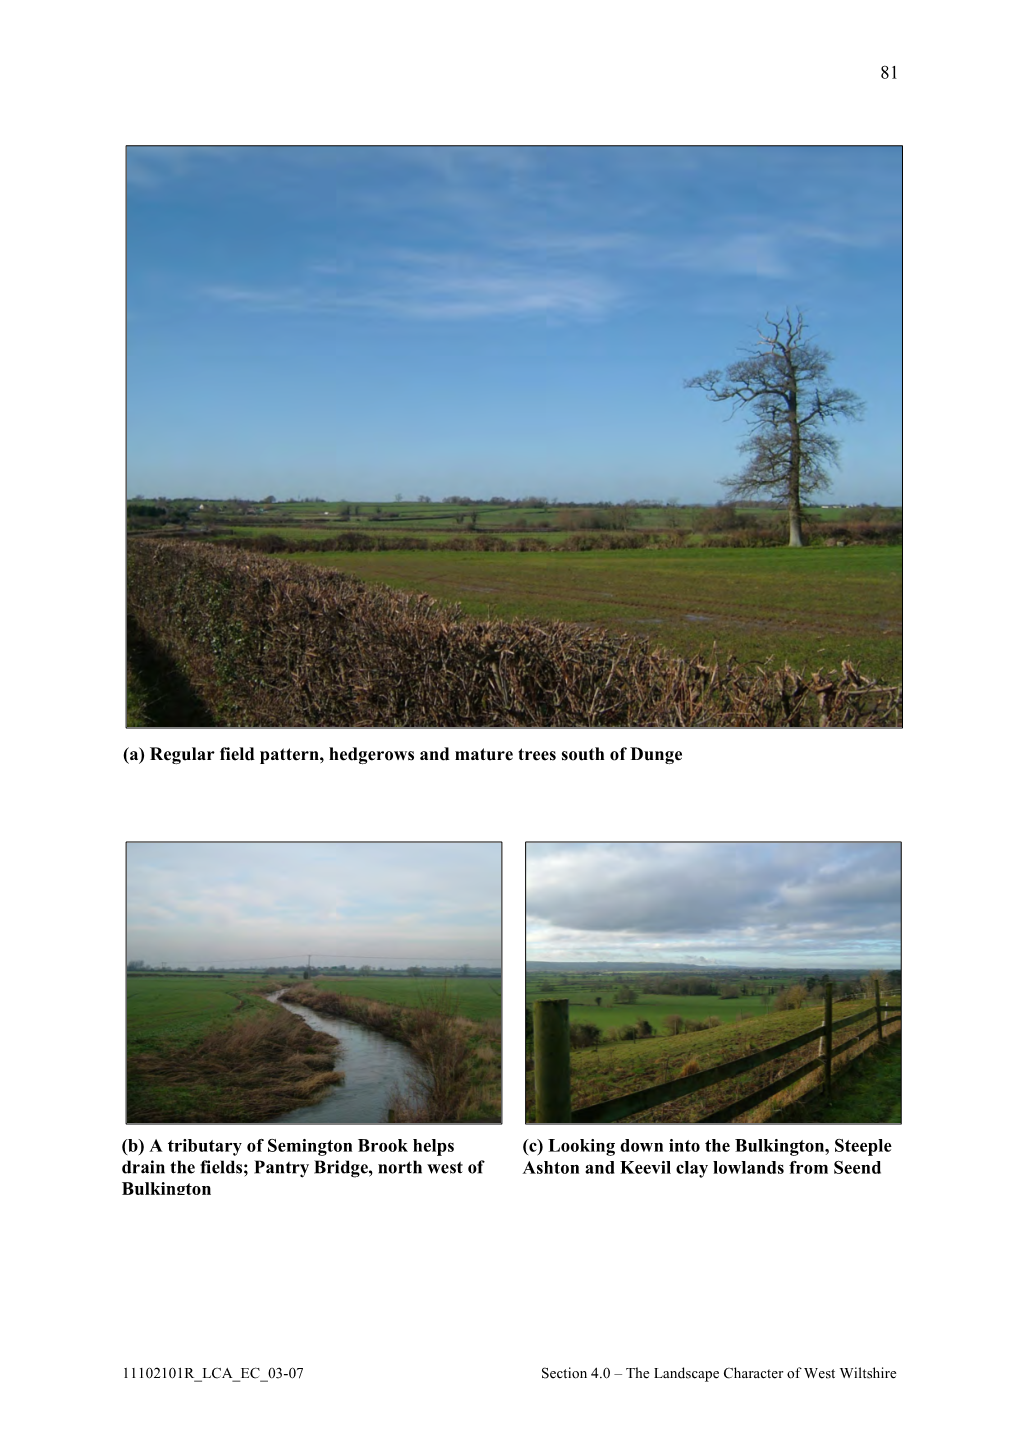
526;843;900;948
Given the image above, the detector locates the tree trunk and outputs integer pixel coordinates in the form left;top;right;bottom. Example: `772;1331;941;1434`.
787;393;804;547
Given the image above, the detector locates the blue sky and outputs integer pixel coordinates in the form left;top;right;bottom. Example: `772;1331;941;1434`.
127;146;901;503
526;843;901;970
126;842;501;970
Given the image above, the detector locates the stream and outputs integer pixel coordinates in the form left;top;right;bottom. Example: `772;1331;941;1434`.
268;992;419;1124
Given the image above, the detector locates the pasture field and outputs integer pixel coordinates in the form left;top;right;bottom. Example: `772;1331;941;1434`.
287;545;901;680
126;972;282;1048
525;978;773;1034
525;999;902;1123
310;974;501;1023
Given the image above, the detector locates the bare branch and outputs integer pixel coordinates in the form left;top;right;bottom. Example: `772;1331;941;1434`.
684;309;863;547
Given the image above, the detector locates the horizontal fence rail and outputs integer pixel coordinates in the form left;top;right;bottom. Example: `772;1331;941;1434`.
532;982;900;1124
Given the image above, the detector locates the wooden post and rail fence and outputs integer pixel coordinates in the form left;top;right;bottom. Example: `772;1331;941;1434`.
533;981;900;1124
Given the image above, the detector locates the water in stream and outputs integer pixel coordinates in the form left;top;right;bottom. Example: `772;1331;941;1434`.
270;994;419;1124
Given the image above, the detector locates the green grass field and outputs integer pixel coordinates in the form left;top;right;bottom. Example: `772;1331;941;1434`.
287;545;901;680
126;973;276;1049
126;973;501;1041
526;978;774;1034
310;974;501;1022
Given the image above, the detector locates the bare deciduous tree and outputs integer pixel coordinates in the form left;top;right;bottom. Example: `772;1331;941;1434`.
685;309;864;547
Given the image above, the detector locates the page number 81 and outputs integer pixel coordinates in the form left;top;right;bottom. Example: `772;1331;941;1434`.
881;65;897;78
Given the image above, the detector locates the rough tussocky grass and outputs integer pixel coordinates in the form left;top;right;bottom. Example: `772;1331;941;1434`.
126;974;342;1123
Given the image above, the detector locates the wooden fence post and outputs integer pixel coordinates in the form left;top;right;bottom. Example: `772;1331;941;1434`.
875;979;884;1043
534;999;572;1122
824;983;833;1099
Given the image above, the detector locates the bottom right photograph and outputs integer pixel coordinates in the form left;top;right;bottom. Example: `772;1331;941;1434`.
525;841;901;1125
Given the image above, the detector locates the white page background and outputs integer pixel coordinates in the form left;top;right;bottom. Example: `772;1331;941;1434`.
7;6;1010;1440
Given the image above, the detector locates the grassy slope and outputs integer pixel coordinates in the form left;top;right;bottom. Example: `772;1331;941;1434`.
286;546;901;680
771;1035;902;1124
526;1002;900;1123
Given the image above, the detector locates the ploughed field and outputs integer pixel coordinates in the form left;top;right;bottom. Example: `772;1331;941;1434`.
286;546;901;681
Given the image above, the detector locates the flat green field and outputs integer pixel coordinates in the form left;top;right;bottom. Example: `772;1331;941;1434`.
526;980;773;1034
126;973;278;1049
311;975;501;1023
289;546;901;680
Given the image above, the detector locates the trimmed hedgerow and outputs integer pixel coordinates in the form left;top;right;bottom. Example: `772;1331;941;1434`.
127;539;901;728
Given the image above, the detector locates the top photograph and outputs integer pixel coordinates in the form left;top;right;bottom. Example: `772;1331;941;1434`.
126;145;902;729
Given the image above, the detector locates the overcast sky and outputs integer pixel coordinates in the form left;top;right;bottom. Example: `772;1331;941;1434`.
526;842;900;970
127;145;901;503
126;842;501;969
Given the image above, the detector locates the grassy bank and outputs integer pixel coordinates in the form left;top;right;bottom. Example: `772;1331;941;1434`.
127;975;342;1123
280;983;501;1122
771;1034;902;1124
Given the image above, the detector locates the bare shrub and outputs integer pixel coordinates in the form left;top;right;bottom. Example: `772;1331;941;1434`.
774;985;809;1012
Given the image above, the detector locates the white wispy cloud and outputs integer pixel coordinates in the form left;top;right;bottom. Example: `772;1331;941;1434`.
126;145;241;187
506;230;642;257
206;252;623;322
667;231;792;279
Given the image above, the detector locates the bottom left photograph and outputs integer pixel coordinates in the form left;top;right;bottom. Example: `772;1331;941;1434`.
125;840;503;1125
